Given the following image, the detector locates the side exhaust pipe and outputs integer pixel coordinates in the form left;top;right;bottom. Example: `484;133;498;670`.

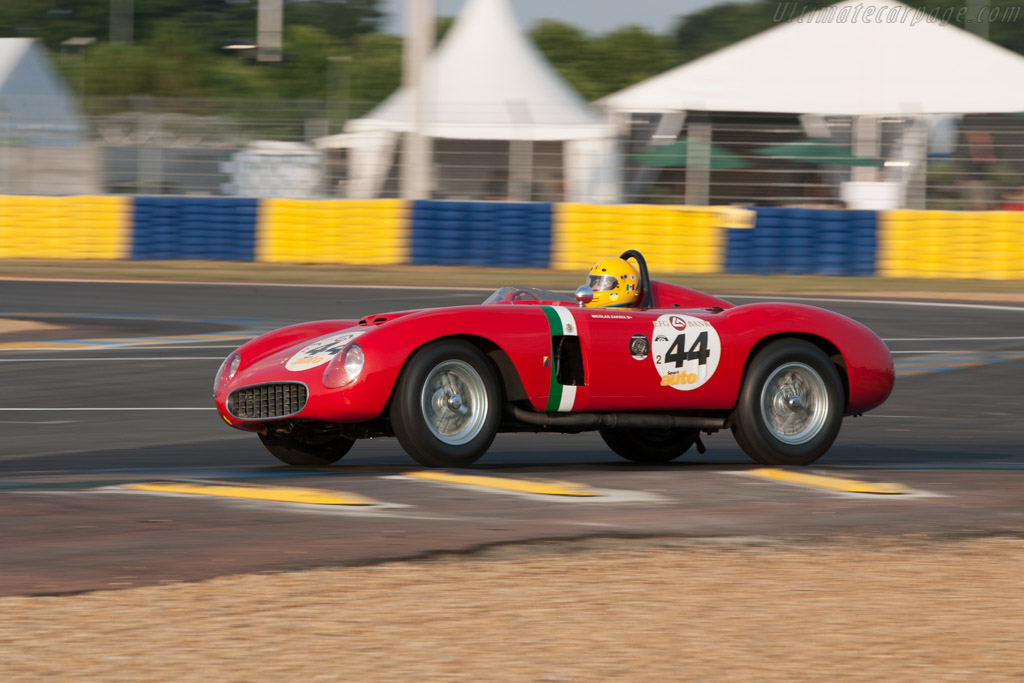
509;405;726;431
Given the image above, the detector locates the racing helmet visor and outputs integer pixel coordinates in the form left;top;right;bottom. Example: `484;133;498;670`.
588;274;619;292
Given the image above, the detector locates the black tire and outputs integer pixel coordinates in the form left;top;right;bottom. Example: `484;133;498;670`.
258;431;354;467
390;340;501;468
732;339;844;466
599;428;697;464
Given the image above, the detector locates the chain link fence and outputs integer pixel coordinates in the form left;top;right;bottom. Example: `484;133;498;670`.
3;96;1024;210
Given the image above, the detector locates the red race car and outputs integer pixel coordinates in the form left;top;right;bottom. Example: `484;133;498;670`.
214;250;893;468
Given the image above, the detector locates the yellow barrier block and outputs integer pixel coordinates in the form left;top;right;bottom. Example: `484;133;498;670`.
879;210;1021;279
257;198;408;265
0;195;130;260
552;203;728;274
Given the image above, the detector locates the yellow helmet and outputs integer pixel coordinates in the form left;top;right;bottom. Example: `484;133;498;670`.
585;257;639;308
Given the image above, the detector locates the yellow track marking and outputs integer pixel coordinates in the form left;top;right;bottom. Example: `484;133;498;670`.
122;481;379;505
404;471;597;497
745;468;909;494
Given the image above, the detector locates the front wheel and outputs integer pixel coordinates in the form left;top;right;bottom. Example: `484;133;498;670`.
732;340;844;466
390;340;501;467
258;431;354;467
599;428;697;464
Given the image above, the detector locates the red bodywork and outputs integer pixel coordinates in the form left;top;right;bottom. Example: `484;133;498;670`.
214;281;893;431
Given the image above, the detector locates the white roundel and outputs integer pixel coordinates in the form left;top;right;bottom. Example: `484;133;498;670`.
285;330;365;371
651;314;721;391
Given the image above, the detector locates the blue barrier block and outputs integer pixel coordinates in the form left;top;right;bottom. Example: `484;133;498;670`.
131;197;257;261
410;200;552;268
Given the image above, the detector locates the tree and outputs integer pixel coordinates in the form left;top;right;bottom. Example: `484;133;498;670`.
530;20;680;101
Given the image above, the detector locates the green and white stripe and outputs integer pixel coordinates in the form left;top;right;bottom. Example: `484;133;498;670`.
540;305;578;412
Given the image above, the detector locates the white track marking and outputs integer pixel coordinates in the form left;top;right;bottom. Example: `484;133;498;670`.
0;407;214;411
0;357;224;362
890;350;1017;354
885;337;1024;342
724;295;1024;313
0;276;495;292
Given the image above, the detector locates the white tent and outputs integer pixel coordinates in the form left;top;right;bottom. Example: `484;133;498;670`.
332;0;618;201
599;0;1024;115
600;0;1024;208
0;38;87;146
0;38;97;194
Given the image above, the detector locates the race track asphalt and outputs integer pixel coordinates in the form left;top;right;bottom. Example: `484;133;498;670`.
1;279;1022;595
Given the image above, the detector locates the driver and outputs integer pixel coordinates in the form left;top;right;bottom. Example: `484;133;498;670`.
584;257;639;308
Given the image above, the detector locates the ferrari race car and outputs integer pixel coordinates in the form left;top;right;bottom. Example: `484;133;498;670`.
214;251;894;468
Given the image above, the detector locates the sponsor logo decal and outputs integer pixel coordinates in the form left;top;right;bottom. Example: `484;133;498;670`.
629;333;650;360
651;314;721;391
285;330;365;371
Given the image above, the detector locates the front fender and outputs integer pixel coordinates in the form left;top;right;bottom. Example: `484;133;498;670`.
284;305;556;423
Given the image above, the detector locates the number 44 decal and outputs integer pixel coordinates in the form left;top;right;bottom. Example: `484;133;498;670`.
652;314;721;391
657;331;711;367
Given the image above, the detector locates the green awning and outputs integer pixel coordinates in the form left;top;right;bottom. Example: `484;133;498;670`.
631;138;749;170
753;138;883;167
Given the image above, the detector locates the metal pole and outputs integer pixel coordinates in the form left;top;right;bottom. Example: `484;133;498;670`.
110;0;134;44
401;0;435;200
684;117;711;206
257;0;284;63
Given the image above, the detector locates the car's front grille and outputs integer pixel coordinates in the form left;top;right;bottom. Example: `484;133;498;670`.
228;383;308;420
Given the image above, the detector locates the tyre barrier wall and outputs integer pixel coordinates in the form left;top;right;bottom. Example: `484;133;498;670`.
552;203;728;274
725;208;878;276
879;210;1024;280
0;195;131;259
1;195;1023;279
258;199;407;265
132;197;258;261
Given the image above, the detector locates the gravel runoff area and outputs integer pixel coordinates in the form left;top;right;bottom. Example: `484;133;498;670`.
3;536;1024;682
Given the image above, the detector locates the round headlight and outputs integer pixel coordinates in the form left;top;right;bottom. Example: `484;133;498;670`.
323;344;364;388
228;353;241;379
343;344;364;380
214;352;241;395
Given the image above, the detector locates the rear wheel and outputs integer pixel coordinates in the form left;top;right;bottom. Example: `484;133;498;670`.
732;339;843;466
391;340;501;468
599;428;697;464
258;431;354;467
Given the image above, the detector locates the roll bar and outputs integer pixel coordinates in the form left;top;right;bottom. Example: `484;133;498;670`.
619;249;653;309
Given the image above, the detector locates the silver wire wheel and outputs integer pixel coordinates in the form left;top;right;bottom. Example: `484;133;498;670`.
731;339;843;467
391;339;501;468
760;362;829;445
420;359;489;446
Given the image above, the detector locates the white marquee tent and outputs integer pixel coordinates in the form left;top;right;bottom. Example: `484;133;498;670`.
599;0;1024;116
0;38;97;194
324;0;618;201
599;0;1024;208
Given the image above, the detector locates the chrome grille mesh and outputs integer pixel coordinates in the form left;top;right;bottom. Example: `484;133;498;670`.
228;383;308;420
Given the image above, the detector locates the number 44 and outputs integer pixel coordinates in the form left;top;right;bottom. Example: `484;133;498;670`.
664;331;710;367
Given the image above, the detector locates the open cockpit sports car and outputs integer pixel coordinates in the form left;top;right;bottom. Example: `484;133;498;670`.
214;250;894;468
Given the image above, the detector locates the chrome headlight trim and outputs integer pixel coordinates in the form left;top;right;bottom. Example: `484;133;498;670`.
323;343;364;388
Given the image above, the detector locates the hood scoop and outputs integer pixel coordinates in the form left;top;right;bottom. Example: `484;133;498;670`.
356;311;415;326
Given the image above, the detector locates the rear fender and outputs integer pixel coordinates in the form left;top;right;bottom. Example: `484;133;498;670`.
722;304;893;415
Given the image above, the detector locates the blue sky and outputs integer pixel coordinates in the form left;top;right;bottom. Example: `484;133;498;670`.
378;0;726;36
